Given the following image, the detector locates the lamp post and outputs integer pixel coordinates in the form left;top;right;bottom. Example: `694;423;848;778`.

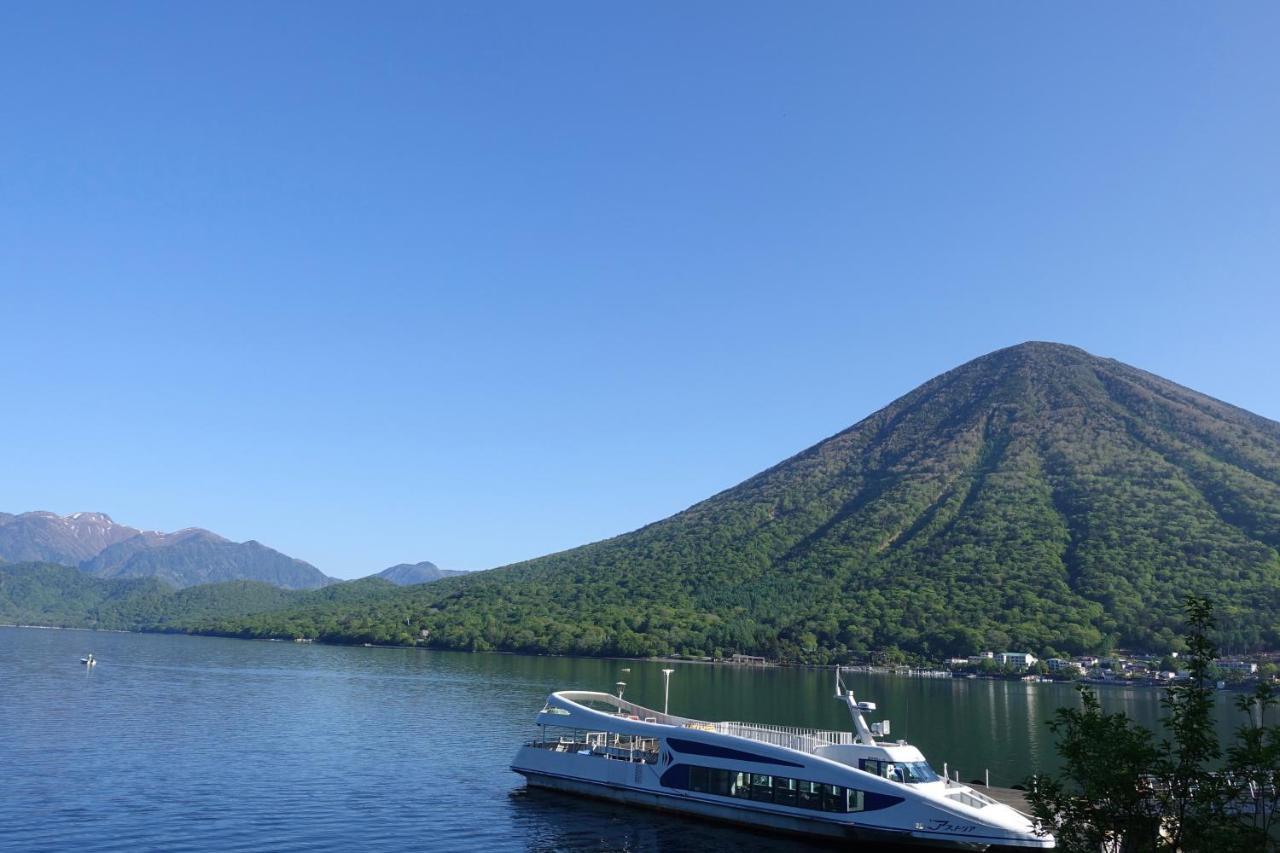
662;668;675;715
615;681;626;700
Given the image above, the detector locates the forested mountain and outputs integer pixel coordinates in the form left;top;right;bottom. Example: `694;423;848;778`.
6;343;1279;661
0;563;296;629
0;563;395;631
185;342;1278;659
371;561;464;585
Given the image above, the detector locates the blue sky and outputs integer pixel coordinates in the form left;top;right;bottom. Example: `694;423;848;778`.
2;3;1277;578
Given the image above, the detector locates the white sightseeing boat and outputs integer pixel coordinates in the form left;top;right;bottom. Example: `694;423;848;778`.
511;671;1053;850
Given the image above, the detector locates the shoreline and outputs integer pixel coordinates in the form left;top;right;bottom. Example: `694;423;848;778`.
1;623;1266;693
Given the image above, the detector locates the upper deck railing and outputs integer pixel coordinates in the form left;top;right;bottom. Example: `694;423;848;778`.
710;721;857;755
562;693;695;727
555;692;857;757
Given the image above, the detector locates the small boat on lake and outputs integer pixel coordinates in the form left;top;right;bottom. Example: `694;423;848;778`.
80;653;96;667
510;669;1052;849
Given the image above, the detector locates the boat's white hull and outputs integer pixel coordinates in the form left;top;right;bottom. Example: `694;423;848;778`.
511;746;1044;850
519;768;978;848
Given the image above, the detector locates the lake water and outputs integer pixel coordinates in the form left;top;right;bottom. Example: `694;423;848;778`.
0;627;1249;852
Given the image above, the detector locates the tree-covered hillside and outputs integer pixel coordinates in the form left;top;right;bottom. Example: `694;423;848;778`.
8;343;1280;661
167;343;1280;659
0;563;396;631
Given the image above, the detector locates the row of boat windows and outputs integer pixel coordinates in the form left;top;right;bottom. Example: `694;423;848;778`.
683;765;865;813
860;758;941;785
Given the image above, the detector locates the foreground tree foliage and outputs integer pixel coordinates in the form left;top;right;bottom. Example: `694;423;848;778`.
1029;688;1162;851
1228;683;1280;844
1029;597;1280;852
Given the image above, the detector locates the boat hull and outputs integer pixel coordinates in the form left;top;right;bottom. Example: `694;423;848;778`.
514;760;1000;850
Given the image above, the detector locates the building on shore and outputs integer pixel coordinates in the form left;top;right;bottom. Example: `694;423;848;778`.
1216;659;1258;674
997;652;1037;668
1045;658;1081;673
729;653;767;666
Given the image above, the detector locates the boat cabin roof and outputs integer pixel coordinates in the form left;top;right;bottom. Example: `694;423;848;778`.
537;691;922;763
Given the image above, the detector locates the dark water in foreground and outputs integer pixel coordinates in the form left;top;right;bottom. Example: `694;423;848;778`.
0;627;1246;852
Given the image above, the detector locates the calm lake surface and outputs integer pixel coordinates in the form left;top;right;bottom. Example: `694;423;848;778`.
0;627;1248;852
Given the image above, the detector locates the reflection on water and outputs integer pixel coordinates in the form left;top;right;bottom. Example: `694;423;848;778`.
510;787;835;852
0;627;1248;852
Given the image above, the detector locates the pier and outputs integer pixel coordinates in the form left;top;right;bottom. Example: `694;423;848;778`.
975;785;1032;815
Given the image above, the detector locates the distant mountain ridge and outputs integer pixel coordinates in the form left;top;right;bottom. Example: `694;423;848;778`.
0;511;334;590
372;561;465;585
0;510;452;592
0;511;144;565
82;528;334;590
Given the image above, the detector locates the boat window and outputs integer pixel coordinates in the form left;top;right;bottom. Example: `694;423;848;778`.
797;780;823;810
750;774;774;802
821;783;847;812
672;765;867;815
858;758;938;784
898;761;940;784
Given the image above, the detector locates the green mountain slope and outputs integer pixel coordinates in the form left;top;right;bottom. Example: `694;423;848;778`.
7;343;1279;660
0;563;318;630
0;561;411;633
260;341;1276;659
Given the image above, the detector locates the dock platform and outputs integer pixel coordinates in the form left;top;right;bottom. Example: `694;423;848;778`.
979;785;1032;814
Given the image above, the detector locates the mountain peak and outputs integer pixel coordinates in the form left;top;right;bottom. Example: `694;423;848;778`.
1002;339;1086;354
0;511;142;564
958;340;1100;373
67;511;115;523
371;560;462;586
392;343;1280;659
0;512;333;590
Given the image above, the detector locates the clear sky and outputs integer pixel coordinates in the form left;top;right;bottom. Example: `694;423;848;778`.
2;3;1277;578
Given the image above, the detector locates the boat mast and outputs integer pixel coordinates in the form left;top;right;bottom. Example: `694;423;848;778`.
834;666;878;746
